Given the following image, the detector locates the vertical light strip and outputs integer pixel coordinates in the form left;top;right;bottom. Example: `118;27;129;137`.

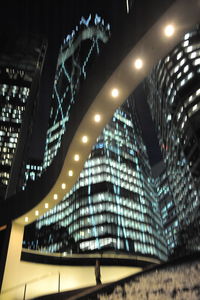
88;160;100;249
126;0;129;14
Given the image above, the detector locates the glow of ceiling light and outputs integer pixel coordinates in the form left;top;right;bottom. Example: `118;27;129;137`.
82;135;88;143
164;24;175;37
74;154;80;161
25;217;29;223
35;210;39;216
53;194;58;200
61;183;66;189
94;114;101;123
45;203;49;209
111;88;119;98
134;58;143;69
68;170;73;177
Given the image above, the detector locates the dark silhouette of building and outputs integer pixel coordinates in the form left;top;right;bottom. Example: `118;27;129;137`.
153;161;179;254
0;34;47;198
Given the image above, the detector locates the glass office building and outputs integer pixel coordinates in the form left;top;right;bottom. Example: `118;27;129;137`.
23;14;111;187
147;24;200;252
0;35;47;197
24;99;167;261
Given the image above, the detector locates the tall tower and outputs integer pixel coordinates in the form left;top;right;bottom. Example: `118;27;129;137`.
0;34;47;198
23;14;111;186
24;98;167;261
147;24;200;252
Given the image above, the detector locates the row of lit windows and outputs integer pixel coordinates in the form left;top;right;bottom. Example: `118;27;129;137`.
0;158;12;166
0;84;29;97
38;201;156;235
0;172;9;179
0;142;16;149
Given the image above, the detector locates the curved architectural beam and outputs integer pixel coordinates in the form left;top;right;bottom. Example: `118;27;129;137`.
0;0;199;226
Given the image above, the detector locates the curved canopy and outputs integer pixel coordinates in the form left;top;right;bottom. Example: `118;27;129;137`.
0;0;199;226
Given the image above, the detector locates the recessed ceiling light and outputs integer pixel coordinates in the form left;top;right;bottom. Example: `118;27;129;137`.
53;194;58;200
164;24;175;37
111;88;119;98
61;183;66;189
45;203;49;209
134;58;143;69
94;114;101;123
68;170;73;177
35;210;39;216
82;135;88;143
74;154;80;161
25;216;29;223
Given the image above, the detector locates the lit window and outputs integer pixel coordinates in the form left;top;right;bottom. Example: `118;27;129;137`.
190;51;197;59
194;58;200;66
196;89;200;96
176;52;182;60
183;40;189;47
193;104;198;111
183;65;189;73
186;46;193;53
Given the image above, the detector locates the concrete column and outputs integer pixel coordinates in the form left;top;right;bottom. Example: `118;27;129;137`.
0;222;24;293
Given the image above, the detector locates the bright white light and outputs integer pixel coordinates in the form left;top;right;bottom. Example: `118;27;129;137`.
82;136;88;143
164;24;175;37
111;88;119;98
61;183;66;189
94;114;101;123
126;0;129;13
45;203;49;209
53;194;58;200
25;217;29;222
74;154;80;161
134;58;143;69
68;170;73;177
35;210;39;216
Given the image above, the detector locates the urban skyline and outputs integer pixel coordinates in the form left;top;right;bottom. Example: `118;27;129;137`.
0;0;198;260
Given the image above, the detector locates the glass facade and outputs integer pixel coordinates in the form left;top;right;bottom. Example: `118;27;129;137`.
23;15;111;186
147;24;200;252
24;99;167;261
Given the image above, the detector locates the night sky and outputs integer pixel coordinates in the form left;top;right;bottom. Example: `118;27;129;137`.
0;0;162;166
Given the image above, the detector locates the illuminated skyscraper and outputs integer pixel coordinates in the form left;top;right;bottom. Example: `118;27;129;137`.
0;34;47;197
147;24;200;252
23;14;111;185
24;98;167;261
